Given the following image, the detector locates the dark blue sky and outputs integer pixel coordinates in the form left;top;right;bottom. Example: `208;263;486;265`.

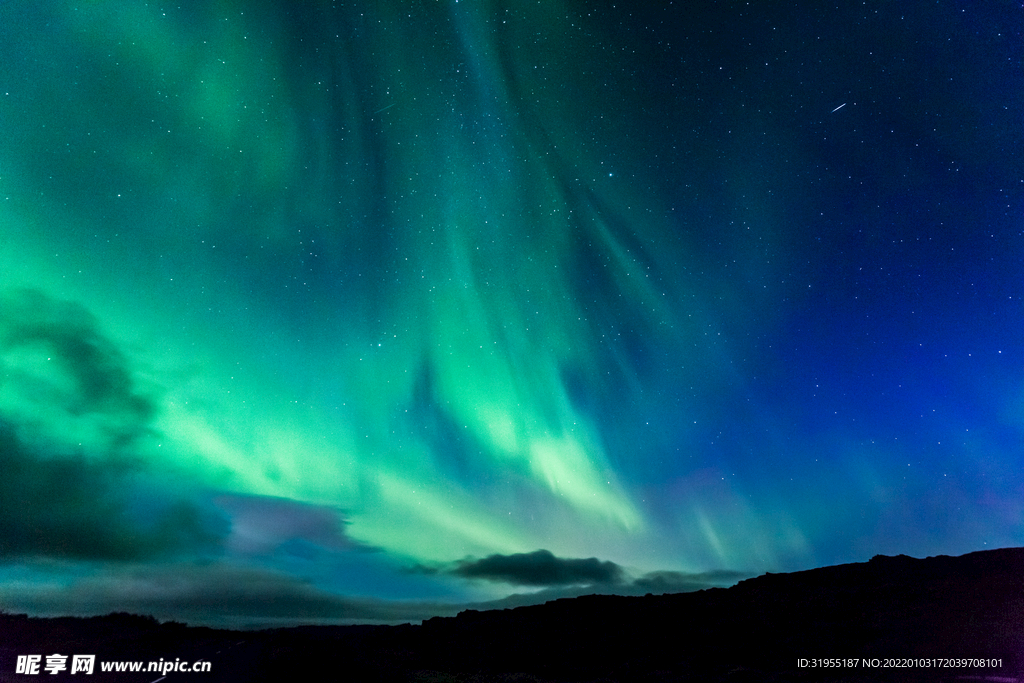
0;0;1021;627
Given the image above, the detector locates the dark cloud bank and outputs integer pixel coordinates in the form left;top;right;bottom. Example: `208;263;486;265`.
452;549;625;586
6;549;1024;682
3;549;748;629
412;549;749;618
0;288;224;562
443;549;746;593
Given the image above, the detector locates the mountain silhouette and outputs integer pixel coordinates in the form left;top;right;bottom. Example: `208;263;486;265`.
2;547;1022;682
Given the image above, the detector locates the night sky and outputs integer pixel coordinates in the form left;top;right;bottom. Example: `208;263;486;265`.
0;0;1021;628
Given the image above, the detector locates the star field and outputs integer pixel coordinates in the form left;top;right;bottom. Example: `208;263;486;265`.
0;0;1021;627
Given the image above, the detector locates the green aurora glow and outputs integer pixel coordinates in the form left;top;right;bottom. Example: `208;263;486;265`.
2;0;1021;624
1;0;757;570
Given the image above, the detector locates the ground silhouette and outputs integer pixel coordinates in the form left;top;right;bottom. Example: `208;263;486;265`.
2;547;1022;682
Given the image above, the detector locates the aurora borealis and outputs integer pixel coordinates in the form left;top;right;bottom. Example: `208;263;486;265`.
1;0;1022;627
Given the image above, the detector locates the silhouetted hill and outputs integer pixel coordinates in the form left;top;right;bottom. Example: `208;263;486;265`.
3;548;1023;682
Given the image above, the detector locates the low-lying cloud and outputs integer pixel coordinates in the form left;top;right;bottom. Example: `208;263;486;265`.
0;562;447;629
0;559;750;630
431;549;750;594
632;569;749;593
451;549;626;586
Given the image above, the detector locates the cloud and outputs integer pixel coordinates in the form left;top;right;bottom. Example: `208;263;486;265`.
213;494;367;556
0;562;461;629
421;548;750;597
0;561;746;630
631;569;749;593
0;288;225;561
0;288;156;453
463;568;749;605
449;550;626;587
0;557;751;629
0;422;225;561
